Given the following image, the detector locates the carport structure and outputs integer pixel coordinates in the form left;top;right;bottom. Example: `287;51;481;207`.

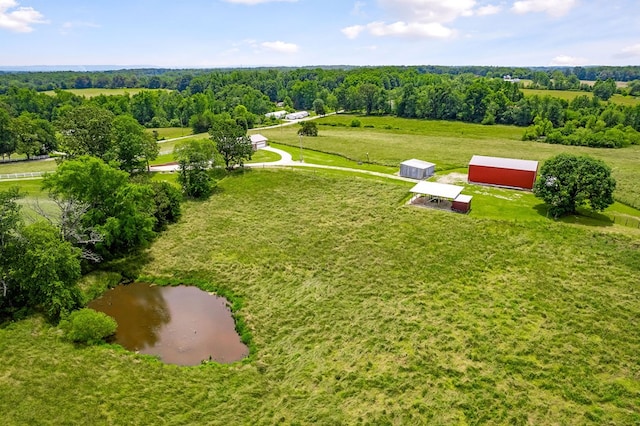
409;181;465;211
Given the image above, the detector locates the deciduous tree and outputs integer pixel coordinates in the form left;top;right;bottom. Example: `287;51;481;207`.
534;153;616;217
175;139;218;198
109;115;158;173
209;119;252;170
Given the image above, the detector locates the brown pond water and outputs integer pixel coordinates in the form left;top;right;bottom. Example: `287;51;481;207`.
88;282;249;366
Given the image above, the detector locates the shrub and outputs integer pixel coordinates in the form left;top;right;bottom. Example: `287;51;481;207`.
350;119;361;127
298;121;318;136
60;308;117;345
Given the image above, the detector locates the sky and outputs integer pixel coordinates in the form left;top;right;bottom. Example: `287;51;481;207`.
1;0;639;68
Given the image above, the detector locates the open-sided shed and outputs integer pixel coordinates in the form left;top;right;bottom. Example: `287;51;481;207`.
409;181;463;202
400;159;436;179
468;155;538;190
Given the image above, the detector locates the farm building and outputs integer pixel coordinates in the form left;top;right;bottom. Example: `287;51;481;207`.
265;110;287;119
468;155;539;190
452;194;473;213
249;134;268;150
285;111;310;120
400;159;436;179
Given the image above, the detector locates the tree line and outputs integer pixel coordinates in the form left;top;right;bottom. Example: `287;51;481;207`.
3;65;640;94
2;67;640;161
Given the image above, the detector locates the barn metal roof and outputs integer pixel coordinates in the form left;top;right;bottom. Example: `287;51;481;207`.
469;155;538;172
410;181;463;199
401;159;435;169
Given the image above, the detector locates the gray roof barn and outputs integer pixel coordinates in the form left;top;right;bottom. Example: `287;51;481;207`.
400;159;436;179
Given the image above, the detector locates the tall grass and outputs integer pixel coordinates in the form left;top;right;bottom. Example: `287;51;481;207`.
1;169;639;424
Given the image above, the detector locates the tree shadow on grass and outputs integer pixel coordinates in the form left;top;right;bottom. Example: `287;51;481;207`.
533;203;614;228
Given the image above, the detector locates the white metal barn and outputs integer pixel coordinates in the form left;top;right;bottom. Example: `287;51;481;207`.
249;134;268;150
400;159;436;179
285;111;310;120
265;110;287;119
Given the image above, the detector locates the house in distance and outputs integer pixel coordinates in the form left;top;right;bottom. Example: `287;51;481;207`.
400;159;436;180
468;155;538;190
249;134;268;150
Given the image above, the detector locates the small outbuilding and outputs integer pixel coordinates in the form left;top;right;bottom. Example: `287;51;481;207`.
468;155;538;190
400;159;436;180
249;134;268;150
452;194;473;213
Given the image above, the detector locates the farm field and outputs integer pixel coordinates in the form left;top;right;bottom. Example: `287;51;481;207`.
42;88;170;98
260;115;640;209
1;168;639;424
521;88;639;106
147;127;192;140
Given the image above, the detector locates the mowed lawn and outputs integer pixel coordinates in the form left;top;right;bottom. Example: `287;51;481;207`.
1;169;639;424
260;115;640;209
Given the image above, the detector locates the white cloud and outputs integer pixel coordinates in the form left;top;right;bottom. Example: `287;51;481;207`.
261;41;299;54
367;20;453;38
342;24;365;39
619;44;640;57
343;0;476;40
0;0;47;33
512;0;577;17
550;55;587;66
476;4;502;16
379;0;476;23
222;0;297;4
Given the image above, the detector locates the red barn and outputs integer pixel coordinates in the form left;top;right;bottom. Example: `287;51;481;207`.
468;155;539;190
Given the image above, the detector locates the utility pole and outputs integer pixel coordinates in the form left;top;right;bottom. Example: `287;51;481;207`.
299;134;303;162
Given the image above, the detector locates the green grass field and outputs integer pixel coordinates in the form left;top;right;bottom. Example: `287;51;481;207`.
260;115;640;209
42;88;170;98
148;127;192;140
0;158;57;175
1;168;639;424
521;88;639;106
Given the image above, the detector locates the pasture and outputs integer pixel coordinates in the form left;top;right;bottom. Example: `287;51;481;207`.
260;115;640;209
1;168;639;424
521;88;639;106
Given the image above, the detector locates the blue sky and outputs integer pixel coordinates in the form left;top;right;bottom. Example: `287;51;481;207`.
1;0;639;68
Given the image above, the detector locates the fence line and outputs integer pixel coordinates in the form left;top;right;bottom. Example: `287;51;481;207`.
0;172;45;180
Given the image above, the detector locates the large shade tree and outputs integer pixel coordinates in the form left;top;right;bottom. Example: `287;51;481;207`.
533;153;616;217
56;105;114;159
174;139;218;198
209;118;252;170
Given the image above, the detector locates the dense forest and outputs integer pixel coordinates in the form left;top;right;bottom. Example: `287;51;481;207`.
1;66;640;160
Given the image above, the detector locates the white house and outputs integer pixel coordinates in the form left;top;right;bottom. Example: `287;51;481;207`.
249;134;268;150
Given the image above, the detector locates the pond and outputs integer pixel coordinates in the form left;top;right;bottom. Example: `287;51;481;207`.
88;282;249;366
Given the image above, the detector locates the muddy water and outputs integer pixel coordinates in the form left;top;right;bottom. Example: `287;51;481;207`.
89;283;249;366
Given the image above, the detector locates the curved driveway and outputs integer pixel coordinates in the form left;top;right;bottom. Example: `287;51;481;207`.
150;146;417;183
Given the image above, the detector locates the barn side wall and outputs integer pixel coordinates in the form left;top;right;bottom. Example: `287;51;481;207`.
468;165;536;189
452;201;470;213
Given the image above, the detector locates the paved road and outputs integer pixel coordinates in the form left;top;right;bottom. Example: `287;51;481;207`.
150;146;417;183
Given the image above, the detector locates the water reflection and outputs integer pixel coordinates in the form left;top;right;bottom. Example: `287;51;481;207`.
89;283;249;366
